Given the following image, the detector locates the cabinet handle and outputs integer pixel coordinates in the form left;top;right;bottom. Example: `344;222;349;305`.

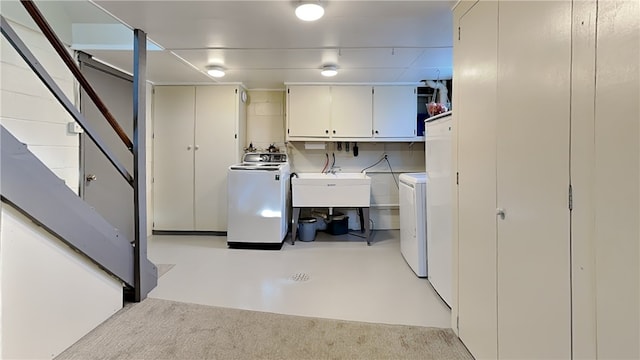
496;208;506;220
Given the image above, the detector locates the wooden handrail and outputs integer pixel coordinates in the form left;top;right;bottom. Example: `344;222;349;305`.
20;0;133;151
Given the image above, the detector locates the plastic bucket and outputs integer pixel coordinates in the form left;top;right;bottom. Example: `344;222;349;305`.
298;217;317;242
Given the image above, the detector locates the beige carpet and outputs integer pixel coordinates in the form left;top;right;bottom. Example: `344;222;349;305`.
56;298;472;360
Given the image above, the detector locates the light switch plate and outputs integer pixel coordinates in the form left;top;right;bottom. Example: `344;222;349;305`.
67;122;84;134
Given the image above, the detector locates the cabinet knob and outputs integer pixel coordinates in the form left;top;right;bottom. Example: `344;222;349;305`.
333;130;336;134
187;145;192;150
375;130;379;134
195;145;200;150
325;130;329;134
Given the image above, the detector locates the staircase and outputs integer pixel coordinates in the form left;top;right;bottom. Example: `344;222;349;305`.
0;1;157;358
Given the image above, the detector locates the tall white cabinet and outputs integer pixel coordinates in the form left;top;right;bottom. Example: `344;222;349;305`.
454;2;498;358
455;1;571;358
453;1;639;359
588;1;639;358
495;2;572;358
153;85;246;232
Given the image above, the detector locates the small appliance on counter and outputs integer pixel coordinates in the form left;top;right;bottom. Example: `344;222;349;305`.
227;152;290;249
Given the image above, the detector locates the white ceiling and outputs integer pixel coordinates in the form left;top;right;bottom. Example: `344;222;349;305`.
22;1;457;89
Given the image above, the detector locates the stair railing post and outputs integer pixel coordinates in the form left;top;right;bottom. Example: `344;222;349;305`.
132;28;156;301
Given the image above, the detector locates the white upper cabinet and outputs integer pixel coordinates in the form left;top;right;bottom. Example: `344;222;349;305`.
286;84;418;141
287;86;331;137
330;86;373;138
373;86;417;138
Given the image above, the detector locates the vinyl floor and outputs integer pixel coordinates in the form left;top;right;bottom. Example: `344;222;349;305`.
148;230;451;328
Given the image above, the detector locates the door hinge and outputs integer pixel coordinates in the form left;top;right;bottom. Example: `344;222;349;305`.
456;316;459;330
456;172;459;185
568;184;573;210
458;26;461;40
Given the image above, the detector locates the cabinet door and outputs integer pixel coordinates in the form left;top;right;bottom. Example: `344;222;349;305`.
496;2;571;358
194;86;238;231
330;86;372;137
287;86;331;137
373;86;417;138
592;1;639;358
455;2;498;358
153;86;195;230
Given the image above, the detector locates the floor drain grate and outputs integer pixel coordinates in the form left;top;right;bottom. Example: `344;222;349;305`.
290;272;310;282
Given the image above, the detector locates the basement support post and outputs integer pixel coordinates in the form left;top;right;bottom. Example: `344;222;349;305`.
132;28;156;301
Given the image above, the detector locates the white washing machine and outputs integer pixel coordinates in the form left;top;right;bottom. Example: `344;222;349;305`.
227;153;290;249
399;172;428;277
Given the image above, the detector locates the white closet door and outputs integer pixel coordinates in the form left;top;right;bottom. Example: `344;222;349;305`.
496;1;572;358
153;86;195;230
455;2;498;358
194;86;238;231
593;1;639;358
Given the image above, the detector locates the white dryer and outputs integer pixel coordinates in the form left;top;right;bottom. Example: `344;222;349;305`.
399;172;428;277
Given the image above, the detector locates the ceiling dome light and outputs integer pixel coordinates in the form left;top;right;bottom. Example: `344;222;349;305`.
295;2;324;21
206;65;225;78
321;65;337;77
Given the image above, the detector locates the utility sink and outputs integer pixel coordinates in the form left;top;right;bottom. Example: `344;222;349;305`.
292;172;371;207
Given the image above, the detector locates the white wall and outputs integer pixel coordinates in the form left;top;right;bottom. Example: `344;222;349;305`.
0;16;126;359
246;90;286;151
1;19;79;192
0;204;122;359
246;90;425;230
